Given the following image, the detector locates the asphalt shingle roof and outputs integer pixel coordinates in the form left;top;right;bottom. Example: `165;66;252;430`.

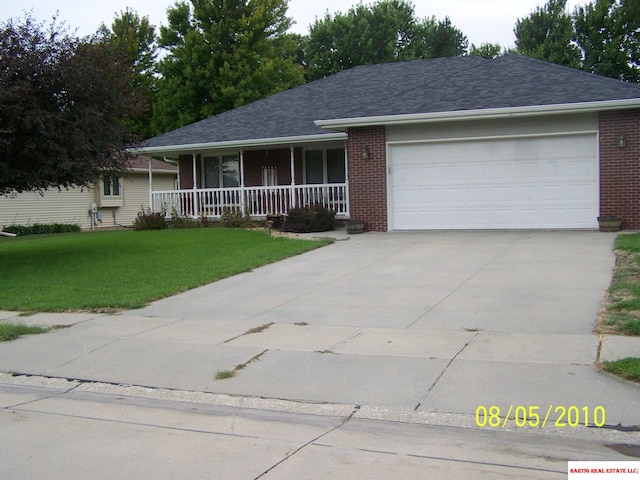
143;54;640;149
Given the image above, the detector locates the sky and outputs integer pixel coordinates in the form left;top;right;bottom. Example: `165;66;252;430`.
2;0;586;48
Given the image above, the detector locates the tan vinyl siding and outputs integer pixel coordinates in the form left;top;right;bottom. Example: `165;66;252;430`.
386;113;598;144
0;187;96;230
111;172;176;227
0;172;176;230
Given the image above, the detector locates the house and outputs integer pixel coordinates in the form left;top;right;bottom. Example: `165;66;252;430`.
137;54;640;231
0;157;177;230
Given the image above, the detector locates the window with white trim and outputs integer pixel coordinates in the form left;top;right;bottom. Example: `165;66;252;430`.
203;155;240;188
304;149;345;184
99;175;123;207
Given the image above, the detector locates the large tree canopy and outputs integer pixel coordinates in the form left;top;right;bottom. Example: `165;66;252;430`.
574;0;639;82
514;0;581;68
0;16;144;195
303;0;468;81
152;0;305;133
515;0;640;82
101;9;158;138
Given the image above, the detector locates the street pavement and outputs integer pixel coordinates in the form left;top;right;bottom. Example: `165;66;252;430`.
1;230;639;478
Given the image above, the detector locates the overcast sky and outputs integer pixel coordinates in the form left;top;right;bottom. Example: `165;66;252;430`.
3;0;586;48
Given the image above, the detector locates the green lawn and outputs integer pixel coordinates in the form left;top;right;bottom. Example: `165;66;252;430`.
602;357;640;383
599;233;640;336
0;229;330;312
598;233;640;383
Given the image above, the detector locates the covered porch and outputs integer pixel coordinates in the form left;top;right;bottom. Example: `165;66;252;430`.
148;143;350;220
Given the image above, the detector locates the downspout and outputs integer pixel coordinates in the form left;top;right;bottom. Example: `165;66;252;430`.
148;157;153;212
168;157;180;190
344;143;350;218
290;145;296;209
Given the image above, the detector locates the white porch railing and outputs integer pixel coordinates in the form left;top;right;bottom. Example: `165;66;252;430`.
151;184;349;219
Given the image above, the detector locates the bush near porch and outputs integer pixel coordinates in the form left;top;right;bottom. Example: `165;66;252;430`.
281;205;336;233
0;229;330;312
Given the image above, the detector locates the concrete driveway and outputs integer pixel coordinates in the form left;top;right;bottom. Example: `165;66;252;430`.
134;230;613;332
1;231;639;427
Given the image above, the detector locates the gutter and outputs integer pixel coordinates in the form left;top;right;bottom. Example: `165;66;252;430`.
131;132;348;156
314;98;640;130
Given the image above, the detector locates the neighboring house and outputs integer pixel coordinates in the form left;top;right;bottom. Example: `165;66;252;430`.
0;157;177;230
138;55;640;231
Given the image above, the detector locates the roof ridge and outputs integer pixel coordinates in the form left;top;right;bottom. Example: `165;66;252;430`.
334;56;490;119
497;53;640;90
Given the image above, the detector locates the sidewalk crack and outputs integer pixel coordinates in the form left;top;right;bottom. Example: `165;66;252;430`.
253;404;361;479
413;332;479;411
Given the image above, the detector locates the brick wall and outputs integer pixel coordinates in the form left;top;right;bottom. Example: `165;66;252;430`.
178;154;199;189
347;126;388;231
599;110;640;229
243;149;303;186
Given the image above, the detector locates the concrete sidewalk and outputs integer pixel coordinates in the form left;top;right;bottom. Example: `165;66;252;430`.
1;231;639;430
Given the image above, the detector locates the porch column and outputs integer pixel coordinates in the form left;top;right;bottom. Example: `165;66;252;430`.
148;157;153;213
290;145;296;209
192;153;198;217
240;149;246;214
344;143;350;217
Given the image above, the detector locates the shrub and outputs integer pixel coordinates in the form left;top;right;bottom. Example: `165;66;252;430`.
3;223;80;236
133;207;167;231
282;204;335;233
169;207;198;229
220;207;253;228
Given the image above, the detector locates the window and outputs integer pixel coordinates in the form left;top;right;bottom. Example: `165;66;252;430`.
99;175;123;207
203;155;240;188
103;175;121;196
327;149;346;183
262;166;278;186
304;149;345;184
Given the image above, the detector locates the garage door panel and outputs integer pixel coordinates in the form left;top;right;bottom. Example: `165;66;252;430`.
390;134;598;230
569;184;594;201
492;186;516;202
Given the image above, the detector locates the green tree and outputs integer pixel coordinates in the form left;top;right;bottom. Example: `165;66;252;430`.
0;16;144;195
303;0;468;81
422;16;468;58
101;9;158;138
469;42;505;59
152;0;304;133
514;0;581;68
574;0;639;82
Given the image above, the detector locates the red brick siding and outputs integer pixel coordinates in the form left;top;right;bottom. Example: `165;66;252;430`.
243;149;303;186
178;154;200;189
599;110;640;229
347;126;388;231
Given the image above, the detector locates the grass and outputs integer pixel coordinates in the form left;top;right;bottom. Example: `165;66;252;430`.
602;358;640;383
215;370;235;380
0;323;50;342
598;233;640;336
0;229;330;312
598;233;640;383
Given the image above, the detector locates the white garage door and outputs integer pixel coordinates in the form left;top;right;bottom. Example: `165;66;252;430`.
390;134;598;230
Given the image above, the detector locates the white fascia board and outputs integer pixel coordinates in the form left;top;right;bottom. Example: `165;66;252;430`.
131;133;348;155
314;99;640;130
129;168;177;174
